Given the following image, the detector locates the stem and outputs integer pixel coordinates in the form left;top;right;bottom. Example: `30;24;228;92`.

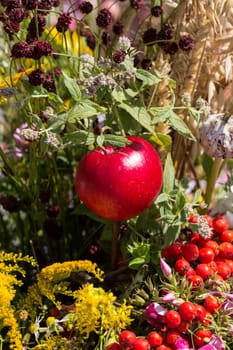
111;222;121;270
204;157;224;208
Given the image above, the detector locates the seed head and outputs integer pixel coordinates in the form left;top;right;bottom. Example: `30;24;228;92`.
130;0;143;9
56;13;72;32
112;50;125;63
96;8;112;28
143;28;157;46
151;5;163;17
8;7;25;23
78;1;93;14
11;41;30;58
179;34;194;51
30;40;53;59
43;74;56;93
22;0;38;10
113;21;124;35
28;69;46;86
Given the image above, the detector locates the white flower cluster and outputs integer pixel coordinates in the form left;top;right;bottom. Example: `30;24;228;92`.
199;113;233;158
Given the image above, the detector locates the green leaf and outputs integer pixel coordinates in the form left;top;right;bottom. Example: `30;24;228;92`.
128;257;148;269
67;100;105;122
156;133;172;150
104;134;132;147
119;102;155;135
154;193;169;204
47;113;67;133
63;130;95;146
163;152;175;193
136;69;162;88
168;111;195;140
164;225;181;247
96;134;105;148
111;86;138;103
201;152;214;180
150;107;195;140
175;190;186;211
62;72;81;102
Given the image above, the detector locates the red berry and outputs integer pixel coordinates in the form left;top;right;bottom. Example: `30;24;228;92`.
195;263;213;280
156;346;172;350
178;301;196;321
220;229;233;242
165;330;180;345
188;274;204;290
212;215;229;233
132;338;151;350
194;329;212;347
218;242;233;259
174;258;191;275
107;342;122;350
119;330;137;349
176;320;190;333
194;304;208;324
164;310;181;328
204;240;219;256
204;295;221;314
147;331;163;347
181;243;199;262
199;247;215;263
216;261;232;279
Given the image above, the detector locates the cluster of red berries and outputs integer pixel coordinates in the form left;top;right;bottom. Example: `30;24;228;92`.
162;214;233;288
108;214;233;350
107;329;165;350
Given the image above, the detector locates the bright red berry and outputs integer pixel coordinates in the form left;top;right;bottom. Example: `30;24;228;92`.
188;274;204;290
174;259;191;275
216;261;232;279
147;331;163;347
194;304;208;324
107;342;122;350
218;242;233;259
194;329;212;347
204;240;219;256
156;346;172;350
212;215;229;233
165;330;180;345
199;247;215;263
195;263;213;280
164;310;181;328
178;301;196;321
181;243;199;262
119;330;137;349
220;229;233;242
204;295;221;314
132;338;151;350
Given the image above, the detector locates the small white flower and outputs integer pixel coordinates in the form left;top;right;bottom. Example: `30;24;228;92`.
116;36;131;52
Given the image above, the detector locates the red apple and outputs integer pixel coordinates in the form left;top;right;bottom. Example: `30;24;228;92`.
75;136;163;221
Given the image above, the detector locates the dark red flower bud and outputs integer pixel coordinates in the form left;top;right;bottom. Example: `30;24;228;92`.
96;8;112;28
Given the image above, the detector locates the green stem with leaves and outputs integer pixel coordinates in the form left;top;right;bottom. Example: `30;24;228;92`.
204;157;224;208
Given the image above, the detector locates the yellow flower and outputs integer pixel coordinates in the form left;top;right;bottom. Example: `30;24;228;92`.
72;284;133;338
37;260;104;307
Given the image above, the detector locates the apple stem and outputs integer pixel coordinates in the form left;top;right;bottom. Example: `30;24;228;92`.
111;222;121;270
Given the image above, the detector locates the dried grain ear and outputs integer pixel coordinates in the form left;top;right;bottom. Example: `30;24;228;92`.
157;0;233;176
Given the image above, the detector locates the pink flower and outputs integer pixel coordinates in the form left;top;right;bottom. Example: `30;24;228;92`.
144;302;167;326
160;258;172;278
175;336;193;349
198;335;225;350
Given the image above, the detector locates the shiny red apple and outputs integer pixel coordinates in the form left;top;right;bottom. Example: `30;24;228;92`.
75;136;163;221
